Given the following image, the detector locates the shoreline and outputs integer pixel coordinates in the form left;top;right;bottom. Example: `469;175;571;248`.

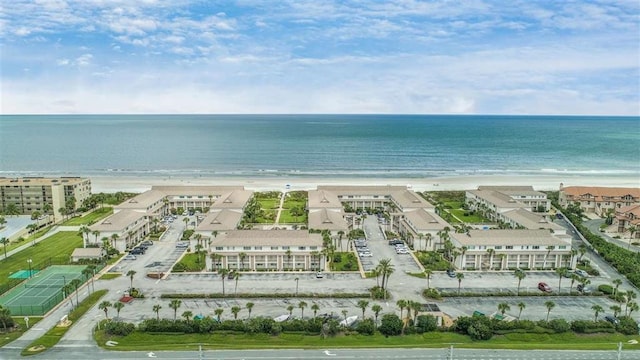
87;174;640;193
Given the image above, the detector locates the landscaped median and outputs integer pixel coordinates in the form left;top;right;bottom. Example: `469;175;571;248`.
21;289;108;356
0;316;43;348
160;292;372;299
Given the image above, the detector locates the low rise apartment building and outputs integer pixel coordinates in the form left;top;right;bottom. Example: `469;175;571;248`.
0;177;91;220
209;230;324;271
466;186;550;221
615;205;640;237
559;185;640;217
450;229;573;270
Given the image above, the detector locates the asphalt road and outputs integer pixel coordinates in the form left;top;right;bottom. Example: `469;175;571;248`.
2;347;639;360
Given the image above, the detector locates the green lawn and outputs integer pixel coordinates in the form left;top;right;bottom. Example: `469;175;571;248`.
99;273;122;280
22;290;107;356
0;317;43;348
0;231;83;291
62;207;113;226
330;252;359;271
282;199;305;209
94;330;640;351
172;253;206;272
257;199;280;210
2;226;54;255
278;209;307;224
450;208;491;224
415;251;450;271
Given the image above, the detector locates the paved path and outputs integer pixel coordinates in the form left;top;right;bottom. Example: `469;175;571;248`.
274;191;286;224
2;225;82;259
583;219;640;253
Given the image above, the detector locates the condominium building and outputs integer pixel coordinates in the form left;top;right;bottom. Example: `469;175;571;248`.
450;229;573;270
559;185;640;217
209;230;324;271
0;177;91;220
615;205;640;236
465;186;550;222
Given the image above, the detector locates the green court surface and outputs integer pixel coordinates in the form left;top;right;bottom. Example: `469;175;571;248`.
9;269;41;279
0;265;87;316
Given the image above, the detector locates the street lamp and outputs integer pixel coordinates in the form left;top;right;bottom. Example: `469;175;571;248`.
295;277;299;297
27;259;33;278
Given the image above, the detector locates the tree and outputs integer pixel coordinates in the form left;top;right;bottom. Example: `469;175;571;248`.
514;269;526;296
409;301;421;326
70;278;82;307
287;305;294;317
126;270;137;292
169;299;182;320
555;267;568;294
182;310;193;323
238;252;247;270
231;306;241;319
0;237;8;259
497;302;510;316
357;300;369;320
298;301;308;319
219;268;230;296
612;278;623;298
110;233;119;250
82;267;94;293
232;271;241;296
113;301;125;320
246;302;254;319
592;305;604;321
0;305;11;333
99;301;112;319
628;225;638;250
377;258;395;292
396;299;407;320
379;313;403;336
517;302;526;320
544;300;555;322
625;290;637;315
456;272;465;295
569;273;578;294
341;310;348;326
63;284;75;307
628;301;639;317
371;304;382;328
486;248;495;270
311;303;320;319
424;269;433;289
610;305;622;318
92;230;100;246
153;304;162;320
214;308;223;322
80;225;91;248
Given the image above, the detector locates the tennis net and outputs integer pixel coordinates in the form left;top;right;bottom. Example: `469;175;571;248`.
24;284;64;289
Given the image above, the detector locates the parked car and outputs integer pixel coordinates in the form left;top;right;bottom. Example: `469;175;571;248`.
574;269;588;277
604;315;620;326
315;271;324;279
141;240;154;246
388;239;403;245
130;247;145;255
446;269;456;278
577;284;592;294
176;242;189;248
538;282;552;292
123;254;137;260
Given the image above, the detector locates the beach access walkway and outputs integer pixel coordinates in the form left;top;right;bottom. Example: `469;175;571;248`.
273;191;287;224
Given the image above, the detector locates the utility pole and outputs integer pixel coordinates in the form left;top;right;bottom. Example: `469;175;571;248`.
448;345;454;360
617;342;622;360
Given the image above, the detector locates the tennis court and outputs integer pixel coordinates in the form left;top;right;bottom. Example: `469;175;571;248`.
0;265;87;316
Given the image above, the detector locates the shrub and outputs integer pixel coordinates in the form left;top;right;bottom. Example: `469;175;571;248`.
369;286;390;300
104;321;135;336
422;288;442;300
415;315;438;333
356;318;375;335
598;284;613;295
467;316;493;340
548;319;571;333
617;316;640;335
378;314;403;336
571;320;614;333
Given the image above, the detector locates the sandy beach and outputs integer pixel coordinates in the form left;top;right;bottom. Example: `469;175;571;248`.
89;174;640;193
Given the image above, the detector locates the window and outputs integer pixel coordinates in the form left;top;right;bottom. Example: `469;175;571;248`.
255;246;262;250
495;246;502;250
298;246;306;250
558;246;567;249
310;246;318;250
282;246;290;250
506;246;513;250
215;247;223;251
532;246;540;249
243;246;251;250
271;246;278;250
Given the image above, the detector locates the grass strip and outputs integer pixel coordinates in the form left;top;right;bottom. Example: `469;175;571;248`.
61;207;113;226
99;273;122;280
0;317;43;348
160;292;371;299
94;330;640;351
21;289;108;356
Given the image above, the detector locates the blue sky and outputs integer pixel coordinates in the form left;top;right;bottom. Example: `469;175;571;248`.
1;0;639;114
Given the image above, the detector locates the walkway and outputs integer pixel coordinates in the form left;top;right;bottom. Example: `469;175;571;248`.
273;191;287;224
2;225;82;259
583;219;639;253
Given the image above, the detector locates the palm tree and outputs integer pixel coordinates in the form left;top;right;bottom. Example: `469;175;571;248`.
612;278;622;298
486;248;495;270
311;303;320;319
628;225;638;249
409;301;421;326
610;305;622;318
569;273;578;294
99;300;112;319
287;305;294;317
424;269;433;289
63;284;75;306
233;271;241;296
80;225;91;248
544;300;555;322
514;269;526;296
357;300;369;320
0;306;10;332
592;304;604;321
628;302;639;317
1;237;9;259
246;302;254;319
70;278;82;306
371;304;382;328
110;233;119;250
169;299;182;320
219;268;230;296
497;302;510;316
238;252;247;270
456;272;465;295
341;309;348;326
153;304;162;320
298;301;308;319
231;306;241;319
555;267;567;294
625;290;637;315
396;299;407;320
81;267;94;293
183;217;189;230
182;310;193;323
543;246;555;269
378;258;395;292
517;302;526;320
214;308;223;322
92;230;100;246
126;270;137;292
113;302;124;320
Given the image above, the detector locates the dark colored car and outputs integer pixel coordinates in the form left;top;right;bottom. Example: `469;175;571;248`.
446;269;457;278
538;282;551;292
130;247;145;255
604;315;620;325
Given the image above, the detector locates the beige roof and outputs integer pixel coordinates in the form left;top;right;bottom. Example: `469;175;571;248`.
402;209;448;231
308;190;343;208
468;189;525;209
315;185;432;209
390;189;433;209
196;209;243;231
450;229;570;247
71;248;102;258
308;209;349;231
211;190;253;209
561;186;640;200
0;177;88;186
90;209;147;231
213;230;323;247
502;209;564;231
115;190;165;210
151;185;244;195
478;185;545;197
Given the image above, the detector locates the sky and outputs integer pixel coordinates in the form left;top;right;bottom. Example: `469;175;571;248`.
1;0;639;115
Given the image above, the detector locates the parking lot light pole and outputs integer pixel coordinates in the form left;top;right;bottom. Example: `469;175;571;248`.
295;277;299;297
27;259;33;278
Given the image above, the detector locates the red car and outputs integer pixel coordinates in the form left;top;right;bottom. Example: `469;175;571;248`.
538;282;551;292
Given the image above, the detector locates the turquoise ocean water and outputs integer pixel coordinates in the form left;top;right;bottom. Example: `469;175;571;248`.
0;115;638;179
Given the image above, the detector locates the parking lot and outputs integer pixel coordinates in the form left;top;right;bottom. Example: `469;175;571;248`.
360;216;422;274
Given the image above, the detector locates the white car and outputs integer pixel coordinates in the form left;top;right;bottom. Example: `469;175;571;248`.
123;254;137;260
574;269;589;277
359;252;373;257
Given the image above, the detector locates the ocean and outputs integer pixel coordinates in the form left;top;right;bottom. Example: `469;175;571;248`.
0;115;639;180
